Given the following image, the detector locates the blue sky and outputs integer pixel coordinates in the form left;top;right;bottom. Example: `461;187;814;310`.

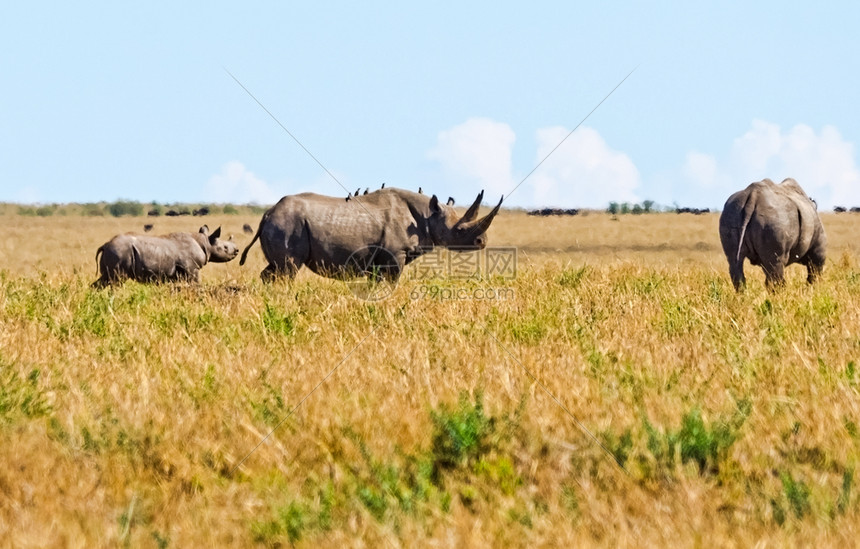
3;2;859;209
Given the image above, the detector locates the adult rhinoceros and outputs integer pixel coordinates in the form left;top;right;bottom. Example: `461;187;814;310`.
93;225;239;287
240;187;502;282
719;178;826;291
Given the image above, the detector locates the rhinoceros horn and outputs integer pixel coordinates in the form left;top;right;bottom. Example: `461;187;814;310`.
459;195;503;234
457;191;485;225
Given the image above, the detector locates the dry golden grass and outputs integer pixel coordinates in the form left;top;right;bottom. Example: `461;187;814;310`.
1;209;860;547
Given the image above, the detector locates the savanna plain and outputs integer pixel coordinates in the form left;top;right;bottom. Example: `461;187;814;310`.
1;206;860;548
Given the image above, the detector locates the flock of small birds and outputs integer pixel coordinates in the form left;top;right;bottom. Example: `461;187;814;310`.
346;182;390;201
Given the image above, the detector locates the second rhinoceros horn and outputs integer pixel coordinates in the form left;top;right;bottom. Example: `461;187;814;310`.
457;190;484;224
456;193;503;235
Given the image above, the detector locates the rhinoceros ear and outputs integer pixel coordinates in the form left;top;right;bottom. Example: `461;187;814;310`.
209;226;222;240
199;225;210;235
429;195;442;214
447;197;455;206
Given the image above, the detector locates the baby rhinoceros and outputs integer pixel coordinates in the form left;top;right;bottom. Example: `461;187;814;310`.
93;225;239;287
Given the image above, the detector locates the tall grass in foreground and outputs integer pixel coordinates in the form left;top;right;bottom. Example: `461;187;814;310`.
0;259;859;547
0;212;859;546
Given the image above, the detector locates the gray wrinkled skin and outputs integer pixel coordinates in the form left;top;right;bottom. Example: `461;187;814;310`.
719;178;826;291
240;187;502;282
93;225;239;287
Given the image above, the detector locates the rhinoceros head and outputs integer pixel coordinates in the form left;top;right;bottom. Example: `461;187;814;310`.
200;225;240;263
427;191;503;250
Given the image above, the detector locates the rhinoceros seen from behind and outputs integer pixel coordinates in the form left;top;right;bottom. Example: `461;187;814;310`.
93;225;239;287
240;187;502;282
719;178;826;291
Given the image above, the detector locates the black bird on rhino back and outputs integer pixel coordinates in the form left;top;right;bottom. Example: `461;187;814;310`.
719;178;826;291
240;187;503;282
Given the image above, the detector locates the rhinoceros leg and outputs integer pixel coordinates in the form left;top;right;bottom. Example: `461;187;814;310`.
761;256;786;291
93;265;116;287
804;256;824;284
366;249;404;283
261;264;278;283
806;264;821;284
259;224;307;283
174;266;200;283
804;245;826;284
261;258;301;283
728;257;746;292
720;224;747;292
94;246;125;287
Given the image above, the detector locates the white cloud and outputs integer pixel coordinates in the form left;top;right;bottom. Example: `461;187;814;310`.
205;161;281;205
529;126;641;208
730;119;783;175
427;118;640;208
427;117;516;197
682;120;860;209
427;117;860;210
683;151;721;189
13;185;43;204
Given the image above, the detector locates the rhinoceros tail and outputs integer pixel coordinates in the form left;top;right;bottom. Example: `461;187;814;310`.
239;223;263;266
95;245;105;275
736;190;758;262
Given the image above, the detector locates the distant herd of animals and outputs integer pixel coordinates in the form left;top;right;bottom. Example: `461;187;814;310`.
525;207;712;216
147;207;210;217
91;178;825;293
527;208;580;216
